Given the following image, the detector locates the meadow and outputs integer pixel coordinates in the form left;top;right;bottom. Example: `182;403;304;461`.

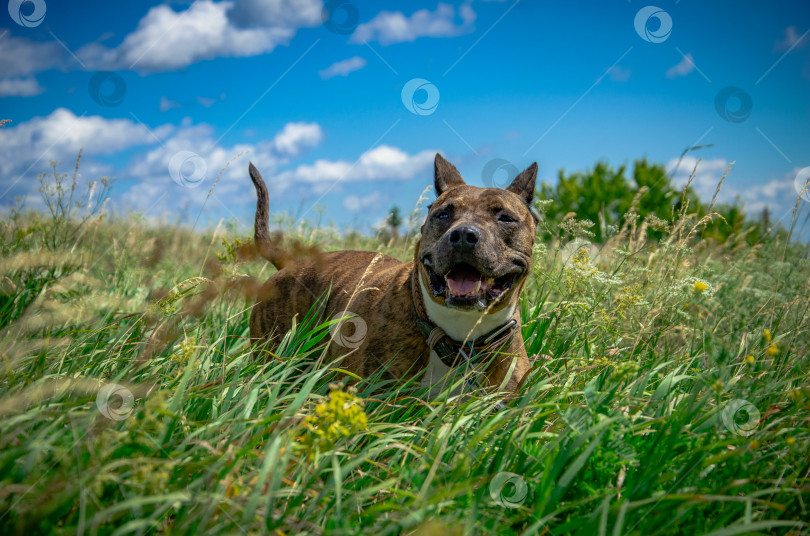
0;158;808;535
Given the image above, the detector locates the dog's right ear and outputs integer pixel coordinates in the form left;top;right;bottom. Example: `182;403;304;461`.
434;153;466;195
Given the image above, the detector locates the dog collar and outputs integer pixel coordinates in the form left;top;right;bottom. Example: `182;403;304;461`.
415;316;518;368
409;262;518;368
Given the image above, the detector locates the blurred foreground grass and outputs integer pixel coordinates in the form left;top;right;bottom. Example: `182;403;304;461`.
0;160;809;535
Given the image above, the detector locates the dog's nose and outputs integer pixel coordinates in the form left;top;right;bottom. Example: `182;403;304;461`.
448;226;480;248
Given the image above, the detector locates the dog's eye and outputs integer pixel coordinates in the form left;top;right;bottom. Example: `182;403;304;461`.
498;213;517;223
435;211;450;221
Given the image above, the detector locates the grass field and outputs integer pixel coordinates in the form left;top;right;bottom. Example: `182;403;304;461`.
1;167;809;535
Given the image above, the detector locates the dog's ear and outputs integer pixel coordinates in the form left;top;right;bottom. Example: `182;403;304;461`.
434;153;466;195
507;162;538;205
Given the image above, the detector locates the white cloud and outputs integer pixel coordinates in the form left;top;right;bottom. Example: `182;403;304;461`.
271;122;324;156
740;176;797;215
77;0;319;72
0;35;63;77
0;110;323;210
666;53;695;78
667;156;731;200
119;119;324;217
0;35;63;96
609;66;631;82
0;1;322;82
0;108;167;183
774;26;806;52
350;2;476;46
274;145;435;184
116;126;433;225
160;96;182;112
319;56;367;79
0;77;44;97
0;108;431;227
197;96;217;107
126;121;321;183
342;191;387;212
667;156;802;222
197;93;226;107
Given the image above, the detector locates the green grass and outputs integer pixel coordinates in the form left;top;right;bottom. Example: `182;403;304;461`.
0;194;808;535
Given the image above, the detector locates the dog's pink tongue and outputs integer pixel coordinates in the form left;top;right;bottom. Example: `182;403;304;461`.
445;265;481;296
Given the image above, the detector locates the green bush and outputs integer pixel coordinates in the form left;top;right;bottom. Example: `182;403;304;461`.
538;158;784;245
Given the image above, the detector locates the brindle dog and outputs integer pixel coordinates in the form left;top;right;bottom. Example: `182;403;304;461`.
248;154;537;394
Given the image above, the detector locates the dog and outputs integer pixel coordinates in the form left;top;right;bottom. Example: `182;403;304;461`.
247;154;537;395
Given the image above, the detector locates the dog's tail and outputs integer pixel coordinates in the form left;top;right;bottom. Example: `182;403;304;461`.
249;162;290;269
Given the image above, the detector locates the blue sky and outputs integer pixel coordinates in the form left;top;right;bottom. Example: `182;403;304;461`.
1;0;808;234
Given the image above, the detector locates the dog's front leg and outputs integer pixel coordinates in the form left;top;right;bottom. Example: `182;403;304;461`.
484;334;531;393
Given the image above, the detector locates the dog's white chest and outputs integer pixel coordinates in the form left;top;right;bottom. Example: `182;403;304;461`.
417;276;516;399
420;349;466;399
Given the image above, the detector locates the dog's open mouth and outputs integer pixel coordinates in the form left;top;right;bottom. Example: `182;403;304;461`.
424;262;518;302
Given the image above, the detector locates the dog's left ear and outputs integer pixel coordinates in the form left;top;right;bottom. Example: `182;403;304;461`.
506;162;538;206
434;153;466;195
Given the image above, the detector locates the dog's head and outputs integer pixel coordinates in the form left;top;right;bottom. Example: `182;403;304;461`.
417;154;538;313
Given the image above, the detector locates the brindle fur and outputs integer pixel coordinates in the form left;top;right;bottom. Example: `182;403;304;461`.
247;154;537;393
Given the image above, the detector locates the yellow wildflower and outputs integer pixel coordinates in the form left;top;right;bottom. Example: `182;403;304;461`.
563;247;597;294
745;355;755;364
693;280;709;293
615;284;643;319
611;361;640;382
786;437;796;446
302;386;367;453
766;343;778;356
172;336;196;365
764;329;772;342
